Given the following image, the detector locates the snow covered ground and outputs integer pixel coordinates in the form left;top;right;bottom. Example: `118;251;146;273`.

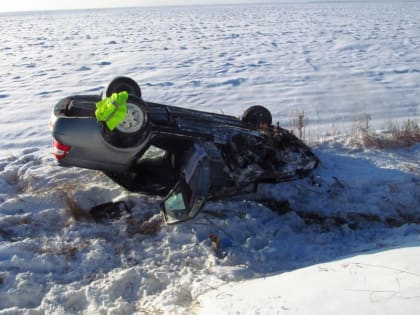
198;243;420;315
0;2;419;314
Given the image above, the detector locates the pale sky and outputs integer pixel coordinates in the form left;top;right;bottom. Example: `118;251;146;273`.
0;0;400;13
0;0;287;12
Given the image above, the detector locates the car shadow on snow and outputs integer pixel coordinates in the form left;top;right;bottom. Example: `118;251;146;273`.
190;147;420;279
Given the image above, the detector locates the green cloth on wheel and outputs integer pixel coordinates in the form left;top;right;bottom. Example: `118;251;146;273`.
95;91;128;131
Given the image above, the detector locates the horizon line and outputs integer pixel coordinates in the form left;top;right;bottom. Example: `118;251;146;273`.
0;0;411;14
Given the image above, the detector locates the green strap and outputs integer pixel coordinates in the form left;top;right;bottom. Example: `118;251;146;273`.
95;91;128;131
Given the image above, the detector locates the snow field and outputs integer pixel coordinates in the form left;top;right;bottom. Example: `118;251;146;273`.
1;3;419;153
0;2;419;314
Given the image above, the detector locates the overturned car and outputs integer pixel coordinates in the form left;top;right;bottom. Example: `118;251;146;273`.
50;77;319;224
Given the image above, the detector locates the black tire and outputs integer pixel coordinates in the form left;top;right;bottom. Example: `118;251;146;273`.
242;105;272;127
105;76;142;98
100;95;150;148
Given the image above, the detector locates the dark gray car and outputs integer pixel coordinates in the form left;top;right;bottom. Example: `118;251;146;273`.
51;77;319;223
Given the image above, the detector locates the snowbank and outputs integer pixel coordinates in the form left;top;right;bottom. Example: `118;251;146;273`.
198;242;420;315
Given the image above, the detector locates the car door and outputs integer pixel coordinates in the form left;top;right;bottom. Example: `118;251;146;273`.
161;144;210;224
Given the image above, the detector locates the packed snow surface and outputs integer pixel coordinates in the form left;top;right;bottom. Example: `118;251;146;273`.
198;243;420;315
0;2;419;314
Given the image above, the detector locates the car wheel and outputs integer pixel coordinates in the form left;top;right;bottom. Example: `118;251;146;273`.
242;105;272;127
116;100;146;133
105;76;142;98
100;95;149;148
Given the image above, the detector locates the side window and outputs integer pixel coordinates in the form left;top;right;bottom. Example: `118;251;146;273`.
162;182;189;224
164;189;186;212
139;145;166;161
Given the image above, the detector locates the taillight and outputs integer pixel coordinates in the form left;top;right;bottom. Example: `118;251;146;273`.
53;139;71;160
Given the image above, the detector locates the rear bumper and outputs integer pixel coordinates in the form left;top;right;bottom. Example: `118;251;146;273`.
52;116;149;172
